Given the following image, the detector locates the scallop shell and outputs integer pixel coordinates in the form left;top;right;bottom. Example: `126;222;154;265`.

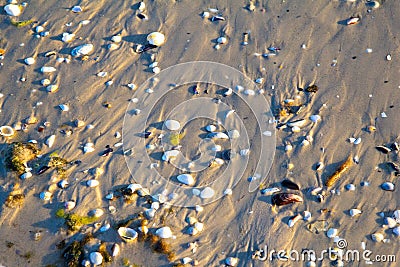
0;126;14;137
225;257;238;266
71;44;94;57
147;32;165;46
45;135;56;148
4;4;21;16
164;119;181;131
155;226;173;238
89;252;103;265
177;174;195;186
272;193;303;206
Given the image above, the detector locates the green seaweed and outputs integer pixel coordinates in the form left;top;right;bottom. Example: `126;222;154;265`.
10;19;34;28
56;209;98;231
5;142;39;174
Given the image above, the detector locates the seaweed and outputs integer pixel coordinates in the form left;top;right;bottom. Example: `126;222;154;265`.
10;19;34;27
56;209;99;231
63;234;93;267
5;142;39;174
99;242;112;263
324;155;353;187
5;192;25;208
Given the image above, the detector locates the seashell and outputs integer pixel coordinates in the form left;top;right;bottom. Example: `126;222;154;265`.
316;162;324;171
187;226;199;236
152;67;160;73
281;179;300;190
108;43;119;51
371;232;384;242
327;228;338;238
41;66;56;73
228;129;240;139
310;115;321;123
375;145;391;154
0;125;14;137
46;84;58;93
287;119;306;128
345;184;356;191
39;191;52;201
147;32;165;47
45;135;56;148
211;15;225;21
393;210;400;223
306;262;316;267
224;188;232;195
208;132;229;139
288;214;302;227
151;201;160;211
100;223;111;232
244;89;255;96
366;1;380;9
391;142;399;151
325;155;352;187
82;259;90;267
110;243;120;257
211;144;222;152
225;257;238;266
182;257;192;264
217;36;227;44
393;226;400;237
384;217;397;228
4;4;21;16
195;205;203;213
349;209;362;217
41;79;51;86
59;104;69;111
111;34;122;43
83;142;95;153
240;149;250;156
291;126;301;133
137;13;148;20
177;174;195;186
347;16;360;25
164;119;181;131
62;32;75;42
303;211;312;221
381;182;395;191
136;188;150;197
145;208;156;219
149;62;158;68
58;180;69;189
255;78;264;84
224;88;233;96
354;137;362;145
64;200;76;211
162;150;180;161
272;193;303;206
156;226;173;238
89;252;103;265
20;172;32;179
71;44;94;57
285;143;293;152
87;179;99;187
24;57;35;65
194;222;204;232
200;187;215;199
205;124;217;132
260;187;280;195
71;5;83;13
91;208;104;218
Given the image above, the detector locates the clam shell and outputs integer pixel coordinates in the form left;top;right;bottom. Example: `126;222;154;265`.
111;243;120;257
381;182;395;191
164;119;181;131
225;257;238;266
71;44;94;57
24;57;35;65
177;174;195;186
45;135;56;148
155;226;173;238
87;179;99;187
271;193;303;206
89;252;103;265
200;187;215;199
0;126;14;137
4;4;21;16
147;32;165;46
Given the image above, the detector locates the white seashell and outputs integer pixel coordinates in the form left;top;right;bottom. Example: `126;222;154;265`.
82;259;90;267
156;226;173;238
4;4;21;16
386;54;392;61
301;139;310;147
327;228;338;238
345;183;355;191
217;36;227;44
255;78;264;84
105;193;114;200
225;257;239;266
285;144;293;152
149;62;158;68
228;130;240;139
244;89;255;96
200;187;215;199
224;188;232;195
195;205;203;213
310;115;321;123
182;257;192;264
162;150;180;161
349;209;362;217
83;143;95;153
127;183;142;193
164;119;181;131
35;25;44;33
24;57;35;65
0;126;14;137
46;135;56;148
138;225;149;235
306;262;316;267
393;210;400;223
111;35;122;43
291;126;301;133
59;104;69;111
384;217;397;228
91;208;104;218
187;226;199;236
58;180;69;189
145;208;156;219
354;137;362;145
64;200;76;211
100;223;111;232
89;252;103;265
224;88;233;96
194;222;204;232
205;124;217;132
151;201;160;210
202;11;210;18
260;187;281;195
371;232;384;242
41;66;56;73
137;1;146;12
303;211;312;221
97;71;107;77
381;182;395;191
346;17;360;25
226;110;235;118
39;191;52;201
62;32;75;42
147;32;165;46
20;172;32;179
211;145;222;152
108;43;119;51
208;132;229;139
46;84;58;93
214;44;221;50
177;174;195;186
71;44;94;57
288;214;302;227
41;79;50;86
112;243;120;257
152;67;160;73
127;83;137;90
87;179;99;187
393;226;400;237
186;216;198;225
71;5;83;13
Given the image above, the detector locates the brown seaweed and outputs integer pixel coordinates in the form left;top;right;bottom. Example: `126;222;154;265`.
324;155;352;187
271;193;303;206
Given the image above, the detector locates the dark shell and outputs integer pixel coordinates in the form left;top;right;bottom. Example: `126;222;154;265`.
271;193;303;206
375;145;391;154
100;147;113;157
387;162;400;176
281;179;300;190
211;16;225;21
221;149;232;160
305;85;318;93
390;142;399;151
37;166;50;175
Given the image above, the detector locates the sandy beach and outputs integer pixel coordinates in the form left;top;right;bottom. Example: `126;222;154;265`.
0;0;399;266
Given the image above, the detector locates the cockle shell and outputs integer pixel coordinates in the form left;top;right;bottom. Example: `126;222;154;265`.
118;227;138;242
155;226;173;238
177;174;195;186
147;32;165;46
71;44;94;57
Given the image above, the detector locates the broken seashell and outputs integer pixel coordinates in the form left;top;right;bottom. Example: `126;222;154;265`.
71;44;93;57
345;184;356;191
288;214;302;227
260;187;280;195
177;174;195;186
0;125;14;137
194;222;204;232
156;226;173;238
4;4;21;16
83;142;95;153
108;43;119;51
272;193;303;206
164;119;181;131
393;210;400;223
87;179;99;188
316;162;324;171
45;135;56;148
162;150;180;161
111;35;122;43
90;208;104;218
41;79;50;86
145;208;156;219
347;16;360;25
58;180;69;189
303;211;312;221
137;1;146;12
393;226;400;237
71;5;83;13
224;88;233;96
118;227;138;242
62;32;75;43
